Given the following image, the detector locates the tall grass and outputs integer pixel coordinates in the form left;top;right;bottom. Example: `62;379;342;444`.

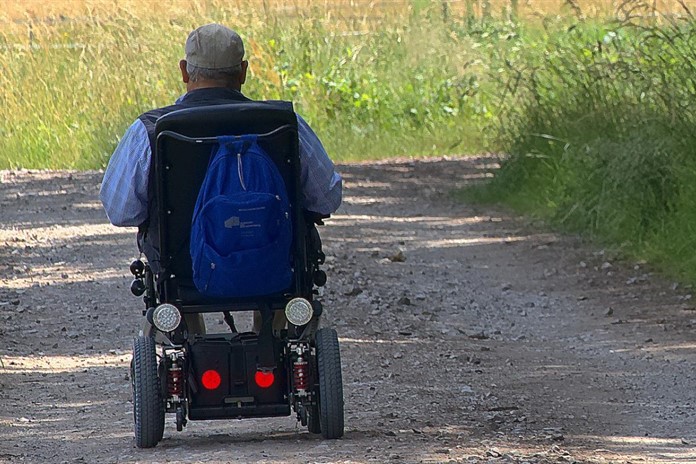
3;0;688;169
0;0;510;169
475;2;696;278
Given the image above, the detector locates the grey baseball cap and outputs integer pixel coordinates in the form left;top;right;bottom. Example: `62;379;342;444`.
185;24;245;69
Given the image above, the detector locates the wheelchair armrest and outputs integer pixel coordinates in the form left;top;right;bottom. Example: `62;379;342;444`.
304;210;330;226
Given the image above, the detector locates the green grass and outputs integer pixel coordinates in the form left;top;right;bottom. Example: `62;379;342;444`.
0;4;514;169
472;9;696;280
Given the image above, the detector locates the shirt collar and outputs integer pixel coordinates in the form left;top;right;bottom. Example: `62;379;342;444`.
180;87;250;104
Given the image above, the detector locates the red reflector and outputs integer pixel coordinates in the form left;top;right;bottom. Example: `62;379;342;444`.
201;369;221;390
255;370;275;388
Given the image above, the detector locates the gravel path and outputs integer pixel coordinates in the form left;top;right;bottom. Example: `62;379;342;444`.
1;157;695;463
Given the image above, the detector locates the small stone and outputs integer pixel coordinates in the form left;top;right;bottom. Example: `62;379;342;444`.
397;296;411;306
605;307;614;317
388;250;406;262
344;286;363;297
468;331;489;340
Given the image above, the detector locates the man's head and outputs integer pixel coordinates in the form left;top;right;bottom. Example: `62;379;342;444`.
179;24;248;92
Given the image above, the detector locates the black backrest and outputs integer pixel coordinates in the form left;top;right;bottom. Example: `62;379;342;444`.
153;102;309;311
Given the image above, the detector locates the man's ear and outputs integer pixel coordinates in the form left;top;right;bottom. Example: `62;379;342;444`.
180;60;190;83
239;60;248;86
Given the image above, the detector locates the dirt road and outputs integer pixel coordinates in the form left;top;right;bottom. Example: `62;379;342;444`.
1;157;695;463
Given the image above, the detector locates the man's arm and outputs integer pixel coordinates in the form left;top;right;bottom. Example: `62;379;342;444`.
99;119;152;227
296;115;342;215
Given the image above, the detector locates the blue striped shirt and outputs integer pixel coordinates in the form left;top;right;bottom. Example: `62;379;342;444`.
100;113;342;227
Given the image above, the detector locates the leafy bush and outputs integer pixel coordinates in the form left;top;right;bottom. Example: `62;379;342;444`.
481;7;696;278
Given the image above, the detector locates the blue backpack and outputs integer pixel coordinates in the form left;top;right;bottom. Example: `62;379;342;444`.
190;135;293;298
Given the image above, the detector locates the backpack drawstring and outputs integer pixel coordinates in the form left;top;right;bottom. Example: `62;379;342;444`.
237;152;247;191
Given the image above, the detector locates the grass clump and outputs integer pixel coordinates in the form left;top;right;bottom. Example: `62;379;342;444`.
479;5;696;278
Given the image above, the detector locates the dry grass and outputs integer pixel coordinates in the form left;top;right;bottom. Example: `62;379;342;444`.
0;0;502;168
1;0;690;25
0;0;691;168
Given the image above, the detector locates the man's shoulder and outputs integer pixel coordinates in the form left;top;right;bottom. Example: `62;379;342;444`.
138;104;181;126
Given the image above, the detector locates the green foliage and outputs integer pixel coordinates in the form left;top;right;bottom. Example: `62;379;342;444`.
0;5;506;169
479;13;696;279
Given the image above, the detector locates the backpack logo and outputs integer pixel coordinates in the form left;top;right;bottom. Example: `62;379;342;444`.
224;216;240;228
190;135;293;297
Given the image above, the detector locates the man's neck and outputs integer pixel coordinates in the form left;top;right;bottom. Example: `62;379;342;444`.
186;81;241;92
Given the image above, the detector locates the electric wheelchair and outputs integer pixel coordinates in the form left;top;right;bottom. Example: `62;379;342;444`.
127;102;344;448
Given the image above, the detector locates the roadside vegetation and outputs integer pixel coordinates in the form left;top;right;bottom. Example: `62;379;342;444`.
3;1;696;277
471;2;696;280
2;0;508;169
1;0;674;169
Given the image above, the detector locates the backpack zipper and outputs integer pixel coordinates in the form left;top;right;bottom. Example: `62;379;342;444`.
237;152;247;191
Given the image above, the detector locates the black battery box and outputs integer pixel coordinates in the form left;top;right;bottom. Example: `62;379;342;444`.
186;332;289;420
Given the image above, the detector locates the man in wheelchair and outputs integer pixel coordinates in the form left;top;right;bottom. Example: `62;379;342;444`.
99;24;344;447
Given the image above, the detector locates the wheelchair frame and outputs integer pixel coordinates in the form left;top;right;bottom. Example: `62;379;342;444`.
127;102;344;448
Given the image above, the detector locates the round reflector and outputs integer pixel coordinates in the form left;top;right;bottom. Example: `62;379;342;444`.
284;298;313;326
255;370;275;388
152;303;181;332
201;370;221;390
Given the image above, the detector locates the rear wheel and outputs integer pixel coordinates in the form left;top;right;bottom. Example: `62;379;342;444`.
307;403;321;434
313;328;344;439
132;336;165;448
